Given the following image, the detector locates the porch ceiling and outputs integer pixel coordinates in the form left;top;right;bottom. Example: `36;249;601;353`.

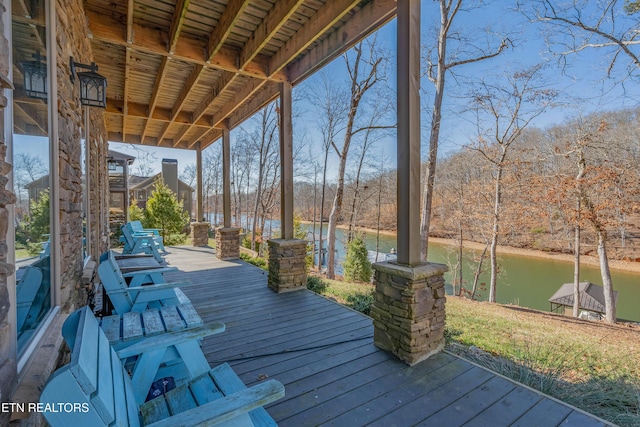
82;0;396;150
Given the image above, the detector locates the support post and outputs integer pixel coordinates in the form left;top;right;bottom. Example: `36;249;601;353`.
267;81;306;292
191;141;209;246
216;125;239;258
371;0;447;365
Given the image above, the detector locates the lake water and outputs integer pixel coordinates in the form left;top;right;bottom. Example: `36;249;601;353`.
305;224;640;322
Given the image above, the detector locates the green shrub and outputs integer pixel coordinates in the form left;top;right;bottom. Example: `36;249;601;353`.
306;276;328;294
343;234;372;283
239;253;268;270
346;292;374;315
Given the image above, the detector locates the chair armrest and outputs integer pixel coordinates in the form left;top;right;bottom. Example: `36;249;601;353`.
107;281;191;294
146;380;285;427
121;267;178;278
116;323;225;358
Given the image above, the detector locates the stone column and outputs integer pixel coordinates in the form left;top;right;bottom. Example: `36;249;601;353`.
215;227;240;260
0;3;17;422
191;222;210;246
267;239;307;293
370;261;448;365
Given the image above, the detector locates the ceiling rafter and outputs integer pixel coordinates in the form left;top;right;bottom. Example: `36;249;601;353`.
107;99;212;127
268;0;362;77
289;0;396;84
168;0;190;54
176;71;237;147
171;64;205;121
126;0;134;43
238;0;306;70
86;9;286;82
207;0;252;61
140;56;171;143
122;47;132;141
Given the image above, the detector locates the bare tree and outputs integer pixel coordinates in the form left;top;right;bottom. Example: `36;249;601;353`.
469;64;557;303
325;39;392;279
526;0;640;82
420;0;510;261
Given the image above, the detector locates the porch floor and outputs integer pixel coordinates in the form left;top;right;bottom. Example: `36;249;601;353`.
162;246;609;427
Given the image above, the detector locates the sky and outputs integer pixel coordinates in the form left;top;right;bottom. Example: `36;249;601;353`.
109;1;640;178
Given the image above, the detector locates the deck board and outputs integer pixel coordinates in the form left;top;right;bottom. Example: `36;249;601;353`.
162;246;611;427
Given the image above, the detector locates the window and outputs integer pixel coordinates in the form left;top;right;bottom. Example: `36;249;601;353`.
137;189;147;201
11;0;54;357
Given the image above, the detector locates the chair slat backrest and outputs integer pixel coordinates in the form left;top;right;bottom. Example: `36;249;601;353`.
98;258;135;314
41;307;141;427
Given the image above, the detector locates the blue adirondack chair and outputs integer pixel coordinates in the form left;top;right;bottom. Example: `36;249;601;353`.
120;224;163;262
129;221;166;252
41;306;284;427
101;250;176;287
98;256;191;315
62;305;225;404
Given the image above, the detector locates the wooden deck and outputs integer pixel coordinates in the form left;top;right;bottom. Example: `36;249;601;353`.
162;246;611;427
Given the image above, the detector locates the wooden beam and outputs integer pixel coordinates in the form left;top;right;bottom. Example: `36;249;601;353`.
86;10;286;82
238;0;306;70
289;0;396;84
168;0;190;54
227;83;280;129
140;56;171;142
122;48;132;141
279;81;294;240
14;101;47;136
396;0;421;265
192;127;222;150
267;0;361;77
126;0;134;43
207;0;251;61
171;124;191;148
106;99;212;126
222;126;231;228
171;64;205;120
210;77;268;128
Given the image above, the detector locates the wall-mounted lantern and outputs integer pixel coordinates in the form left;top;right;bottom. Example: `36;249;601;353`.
106;156;117;171
70;57;107;108
21;50;48;100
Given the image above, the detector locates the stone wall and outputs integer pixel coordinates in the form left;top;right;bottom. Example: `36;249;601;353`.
56;0;108;308
0;3;17;423
370;261;448;365
267;239;307;293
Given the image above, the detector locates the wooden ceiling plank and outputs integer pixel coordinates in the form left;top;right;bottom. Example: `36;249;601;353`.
14;101;47;135
156;121;173;145
207;0;252;61
289;0;396;84
268;0;361;77
107;99;212;126
168;0;190;54
172;125;191;147
87;9;285;82
239;0;306;70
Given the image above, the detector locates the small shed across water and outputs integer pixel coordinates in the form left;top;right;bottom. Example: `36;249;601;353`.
548;282;618;320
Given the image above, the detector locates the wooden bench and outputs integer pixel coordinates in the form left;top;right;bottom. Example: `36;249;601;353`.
120;224;164;262
41;306;284;426
62;304;225;404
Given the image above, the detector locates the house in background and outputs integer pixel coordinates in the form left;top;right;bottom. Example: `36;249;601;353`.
107;150;136;224
130;159;194;218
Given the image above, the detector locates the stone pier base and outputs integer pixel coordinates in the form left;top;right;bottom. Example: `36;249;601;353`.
191;222;210;246
215;227;240;260
370;261;448;365
267;239;307;292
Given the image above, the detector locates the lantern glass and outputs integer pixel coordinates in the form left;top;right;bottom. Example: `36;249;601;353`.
22;61;48;100
78;71;107;108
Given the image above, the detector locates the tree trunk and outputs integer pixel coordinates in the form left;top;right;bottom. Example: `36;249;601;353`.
596;228;616;323
489;164;503;303
471;244;488;300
